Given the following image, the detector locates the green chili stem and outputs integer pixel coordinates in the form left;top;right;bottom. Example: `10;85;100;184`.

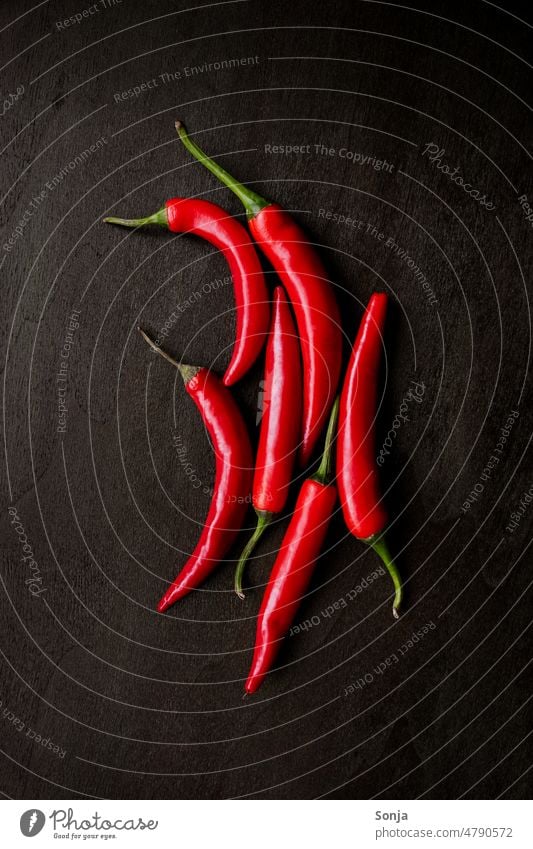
175;121;270;220
367;533;402;618
234;510;273;599
104;207;169;230
138;327;200;384
312;397;340;486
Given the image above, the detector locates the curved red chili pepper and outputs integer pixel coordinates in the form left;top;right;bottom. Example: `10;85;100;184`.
245;398;339;694
105;197;269;386
234;286;302;598
175;122;342;466
138;329;253;611
336;293;402;617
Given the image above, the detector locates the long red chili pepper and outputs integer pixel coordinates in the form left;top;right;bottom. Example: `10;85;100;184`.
234;286;302;598
138;328;253;611
175;122;342;466
245;398;339;694
336;293;403;618
106;198;269;386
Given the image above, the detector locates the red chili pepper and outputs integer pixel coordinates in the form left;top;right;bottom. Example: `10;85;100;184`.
175;122;342;466
336;293;403;618
105;198;269;386
138;328;253;611
245;398;339;694
234;285;302;598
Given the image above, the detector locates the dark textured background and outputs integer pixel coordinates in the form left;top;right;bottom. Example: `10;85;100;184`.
1;0;531;800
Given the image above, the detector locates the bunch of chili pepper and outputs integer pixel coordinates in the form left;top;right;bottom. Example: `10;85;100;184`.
110;121;404;694
174;122;342;466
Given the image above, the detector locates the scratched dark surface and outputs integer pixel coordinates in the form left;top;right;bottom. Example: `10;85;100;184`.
1;0;531;800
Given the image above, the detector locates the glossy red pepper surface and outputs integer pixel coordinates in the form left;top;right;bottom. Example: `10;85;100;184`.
337;293;388;539
249;206;342;465
246;480;336;693
138;330;253;612
254;286;301;513
234;286;302;598
245;399;339;694
165;199;269;385
175;122;342;466
158;365;253;611
336;294;402;617
105;197;269;386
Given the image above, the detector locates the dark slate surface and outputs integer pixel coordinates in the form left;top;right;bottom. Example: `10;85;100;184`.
1;0;531;800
